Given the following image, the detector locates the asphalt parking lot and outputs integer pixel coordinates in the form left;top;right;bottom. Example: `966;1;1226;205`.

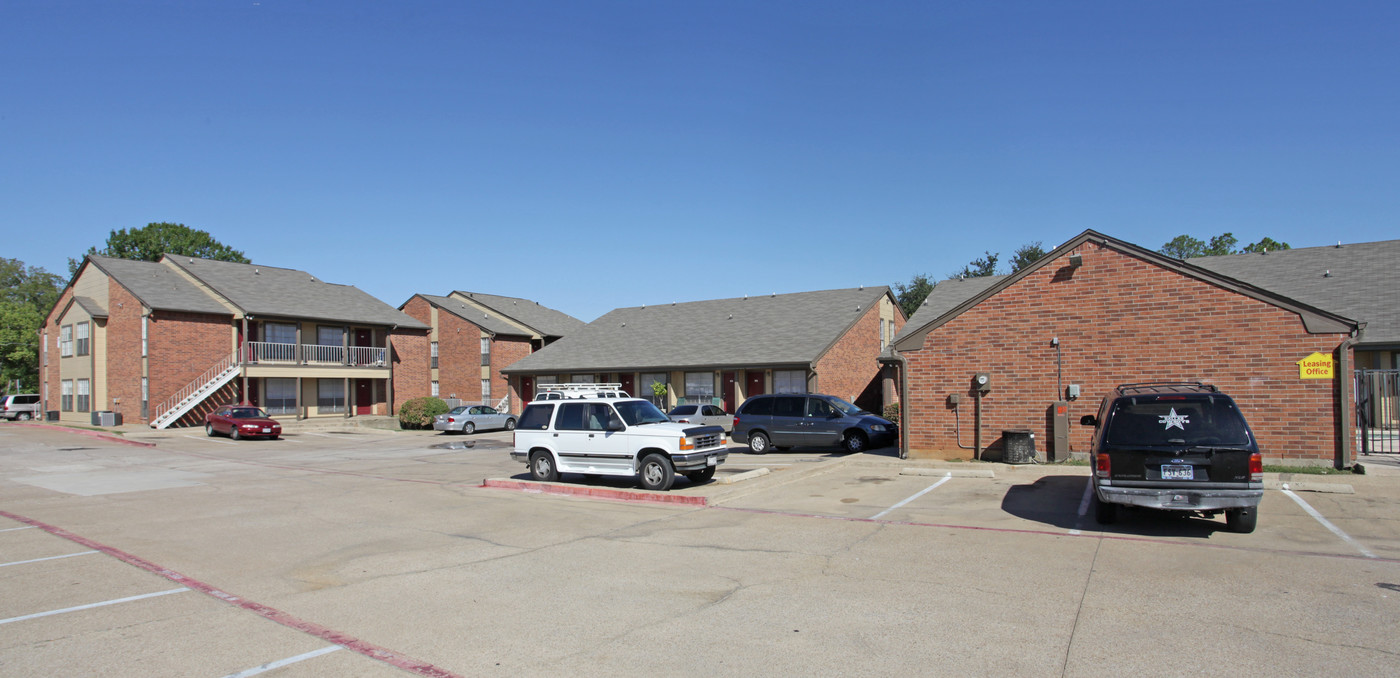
2;422;1399;677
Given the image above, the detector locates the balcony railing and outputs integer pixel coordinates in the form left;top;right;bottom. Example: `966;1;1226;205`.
243;341;388;367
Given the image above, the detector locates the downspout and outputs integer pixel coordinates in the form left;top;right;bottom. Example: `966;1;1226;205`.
1338;331;1360;469
894;352;909;459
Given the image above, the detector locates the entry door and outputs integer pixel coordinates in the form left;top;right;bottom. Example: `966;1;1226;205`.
521;376;535;403
746;372;765;399
356;379;373;415
619;374;635;398
721;372;737;413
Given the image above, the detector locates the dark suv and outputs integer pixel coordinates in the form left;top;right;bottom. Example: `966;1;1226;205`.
1080;382;1263;533
731;393;896;454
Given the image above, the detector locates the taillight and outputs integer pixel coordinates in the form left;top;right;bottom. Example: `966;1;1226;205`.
732;415;740;428
448;417;456;423
677;418;691;423
1249;452;1263;482
1095;453;1111;478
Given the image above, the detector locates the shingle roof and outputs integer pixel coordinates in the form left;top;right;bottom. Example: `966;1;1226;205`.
1189;240;1400;345
503;287;894;374
450;291;585;337
88;256;232;315
73;296;109;318
418;294;529;336
892;275;1006;346
165;257;429;329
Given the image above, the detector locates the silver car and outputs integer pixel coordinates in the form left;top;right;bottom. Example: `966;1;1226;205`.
667;403;733;433
433;405;517;434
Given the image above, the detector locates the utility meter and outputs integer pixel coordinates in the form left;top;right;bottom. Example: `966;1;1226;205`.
974;373;991;391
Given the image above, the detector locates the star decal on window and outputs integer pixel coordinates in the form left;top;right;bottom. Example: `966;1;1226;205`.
1159;408;1189;431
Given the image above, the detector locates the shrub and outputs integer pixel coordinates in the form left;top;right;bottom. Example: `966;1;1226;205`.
882;402;901;426
399;396;449;429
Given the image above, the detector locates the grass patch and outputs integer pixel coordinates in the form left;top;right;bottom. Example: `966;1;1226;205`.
1262;465;1347;475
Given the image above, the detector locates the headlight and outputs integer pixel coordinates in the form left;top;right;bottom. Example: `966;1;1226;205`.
869;424;886;432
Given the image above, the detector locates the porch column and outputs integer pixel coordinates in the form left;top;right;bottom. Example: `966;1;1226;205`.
344;377;351;418
295;376;303;420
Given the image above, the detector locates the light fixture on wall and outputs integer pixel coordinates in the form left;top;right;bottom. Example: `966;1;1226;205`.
1068;253;1083;268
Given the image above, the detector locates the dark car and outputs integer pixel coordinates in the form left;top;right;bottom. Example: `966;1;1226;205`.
1080;382;1263;533
731;393;896;454
205;405;282;440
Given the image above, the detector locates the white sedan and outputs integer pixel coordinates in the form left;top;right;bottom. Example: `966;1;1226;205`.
667;404;733;433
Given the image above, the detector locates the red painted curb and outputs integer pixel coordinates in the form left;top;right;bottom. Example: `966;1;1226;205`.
0;509;462;678
12;422;156;448
482;478;709;506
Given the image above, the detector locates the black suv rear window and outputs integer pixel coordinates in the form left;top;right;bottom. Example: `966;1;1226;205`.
1105;396;1250;447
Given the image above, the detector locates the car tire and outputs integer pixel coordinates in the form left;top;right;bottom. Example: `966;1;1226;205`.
230;428;241;441
686;466;716;484
206;423;216;437
639;453;675;491
747;432;769;454
18;413;31;421
1226;507;1257;534
505;418;516;431
1094;496;1117;525
464;422;476;435
529;450;559;482
843;431;868;453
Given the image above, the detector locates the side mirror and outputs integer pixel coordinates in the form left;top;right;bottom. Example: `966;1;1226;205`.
608;415;626;431
1079;415;1098;427
828;411;841;419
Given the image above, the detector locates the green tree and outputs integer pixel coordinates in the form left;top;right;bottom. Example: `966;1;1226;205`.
1241;237;1291;254
1160;232;1292;259
950;250;999;279
1160;235;1207;259
72;222;250;273
893;273;935;318
1009;241;1047;272
1204;233;1238;256
0;259;64;392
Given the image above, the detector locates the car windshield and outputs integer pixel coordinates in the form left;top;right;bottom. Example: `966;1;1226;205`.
231;408;267;419
826;397;867;416
614;400;671;426
1105;396;1250;447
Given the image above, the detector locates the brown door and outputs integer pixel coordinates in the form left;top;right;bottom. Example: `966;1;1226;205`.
746;371;765;400
619;374;635;397
356;379;373;415
521;376;534;403
721;372;737;413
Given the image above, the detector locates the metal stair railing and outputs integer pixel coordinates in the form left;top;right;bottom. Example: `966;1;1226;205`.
150;349;241;429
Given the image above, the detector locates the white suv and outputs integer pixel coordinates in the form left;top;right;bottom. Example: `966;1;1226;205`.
511;396;728;491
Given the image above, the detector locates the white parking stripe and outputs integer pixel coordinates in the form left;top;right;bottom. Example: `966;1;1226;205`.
185;435;236;445
872;473;952;520
0;587;190;626
0;526;37;533
1282;487;1377;559
1;551;99;568
1069;477;1095;535
220;646;342;678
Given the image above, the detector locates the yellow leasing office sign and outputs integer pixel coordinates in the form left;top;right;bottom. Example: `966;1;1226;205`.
1297;352;1334;379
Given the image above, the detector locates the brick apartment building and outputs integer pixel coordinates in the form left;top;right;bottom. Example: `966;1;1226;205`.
890;230;1367;466
42;255;430;428
502;287;906;414
399;291;584;413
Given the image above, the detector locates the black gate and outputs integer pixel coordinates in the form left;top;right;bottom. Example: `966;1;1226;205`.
1356;369;1400;455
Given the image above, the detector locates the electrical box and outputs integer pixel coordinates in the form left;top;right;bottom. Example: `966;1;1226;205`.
947;393;961;406
1049;401;1069;462
974;373;991;391
1066;384;1080;400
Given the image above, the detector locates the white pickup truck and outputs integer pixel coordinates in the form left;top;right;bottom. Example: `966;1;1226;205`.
511;394;727;491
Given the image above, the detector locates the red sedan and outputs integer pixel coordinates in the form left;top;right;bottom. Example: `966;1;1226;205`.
205;405;282;440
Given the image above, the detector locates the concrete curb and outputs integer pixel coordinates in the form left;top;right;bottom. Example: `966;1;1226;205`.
900;468;997;478
13;422;156;448
1266;480;1355;494
715;467;770;484
481;478;710;506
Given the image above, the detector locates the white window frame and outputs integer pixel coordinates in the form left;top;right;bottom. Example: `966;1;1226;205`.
773;370;807;394
60;325;73;357
482;379;491;400
432;380;440;397
685;372;715;398
141;316;148;356
75;321;90;356
76;379;90;412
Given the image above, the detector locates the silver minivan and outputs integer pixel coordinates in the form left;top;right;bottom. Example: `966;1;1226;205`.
1;394;41;421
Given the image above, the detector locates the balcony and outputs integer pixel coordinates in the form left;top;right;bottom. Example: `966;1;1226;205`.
243;341;387;368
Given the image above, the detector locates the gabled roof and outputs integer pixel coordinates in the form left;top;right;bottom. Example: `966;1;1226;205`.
163;256;429;329
893;230;1358;352
891;275;1006;346
73;296;109;319
503;287;896;374
450;291;585;337
1189;239;1400;346
414;294;533;336
87;256;232;315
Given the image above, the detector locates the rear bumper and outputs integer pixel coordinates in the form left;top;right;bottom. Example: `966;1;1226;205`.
1097;485;1262;511
510;449;528;463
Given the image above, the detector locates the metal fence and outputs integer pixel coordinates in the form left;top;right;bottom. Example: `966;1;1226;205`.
1356;369;1399;455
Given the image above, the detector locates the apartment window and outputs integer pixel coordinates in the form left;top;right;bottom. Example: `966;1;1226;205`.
60;325;73;357
141;316;148;356
317;380;346;413
265;378;297;415
431;342;439;369
61;380;73;411
432;380;440;397
481;379;491;400
571;374;594;384
317;326;344;345
480;337;490;366
42;332;47;365
264;323;296;345
774;370;807;394
141;377;149;419
639;373;667;402
76;379;90;412
685;372;715;398
76;322;90;356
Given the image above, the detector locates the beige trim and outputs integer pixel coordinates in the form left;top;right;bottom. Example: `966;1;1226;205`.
160;257;243;316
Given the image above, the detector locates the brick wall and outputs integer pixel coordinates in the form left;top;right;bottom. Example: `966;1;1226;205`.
391;328;430;413
106;281;144;422
437;309;482;402
901;242;1349;463
148;311;234;428
816;301;886;412
492;336;533;411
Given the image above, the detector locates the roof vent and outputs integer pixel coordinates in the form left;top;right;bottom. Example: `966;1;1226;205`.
859;284;864;290
728;314;733;320
254;268;259;274
1324;270;1332;278
1336;241;1342;248
771;292;775;297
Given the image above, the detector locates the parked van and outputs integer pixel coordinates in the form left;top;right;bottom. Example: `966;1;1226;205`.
731;393;896;454
1;394;41;421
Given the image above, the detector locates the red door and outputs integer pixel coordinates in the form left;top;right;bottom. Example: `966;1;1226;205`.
746;371;765;400
521;376;535;403
721;372;737;413
619;374;635;398
356;379;373;415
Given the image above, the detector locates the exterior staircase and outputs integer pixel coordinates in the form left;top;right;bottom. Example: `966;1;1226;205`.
149;350;241;429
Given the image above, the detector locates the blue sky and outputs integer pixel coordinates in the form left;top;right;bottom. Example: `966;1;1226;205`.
4;1;1396;321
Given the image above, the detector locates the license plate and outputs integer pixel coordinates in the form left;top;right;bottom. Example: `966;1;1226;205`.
261;428;272;434
1161;464;1193;480
707;455;717;467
